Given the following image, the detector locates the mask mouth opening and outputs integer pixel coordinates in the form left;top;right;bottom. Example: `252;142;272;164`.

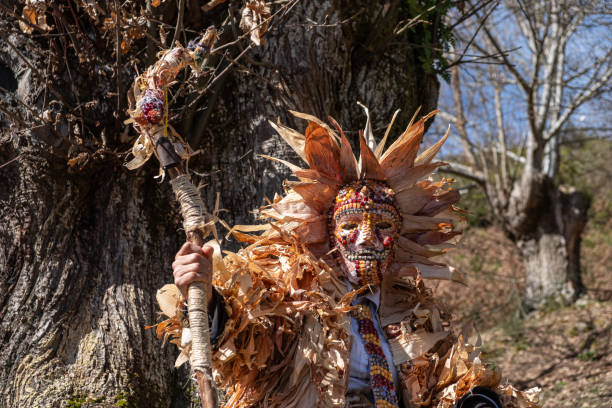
343;248;390;261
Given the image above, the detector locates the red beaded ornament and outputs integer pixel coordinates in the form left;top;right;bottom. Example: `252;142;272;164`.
140;88;165;124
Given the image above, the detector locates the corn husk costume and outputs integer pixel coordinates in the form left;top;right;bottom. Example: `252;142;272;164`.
154;108;541;408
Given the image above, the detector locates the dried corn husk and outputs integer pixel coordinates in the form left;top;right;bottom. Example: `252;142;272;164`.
210;234;352;408
19;1;52;33
149;108;540;407
239;1;271;46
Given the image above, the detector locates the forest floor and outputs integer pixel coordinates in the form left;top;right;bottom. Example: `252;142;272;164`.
480;298;611;408
434;224;612;408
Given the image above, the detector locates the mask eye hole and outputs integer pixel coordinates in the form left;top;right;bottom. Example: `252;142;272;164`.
341;223;357;231
376;222;392;230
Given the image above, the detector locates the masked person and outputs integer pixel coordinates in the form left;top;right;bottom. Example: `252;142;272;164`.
165;111;540;408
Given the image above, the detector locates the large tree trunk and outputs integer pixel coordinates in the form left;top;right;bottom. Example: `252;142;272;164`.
560;186;591;298
509;178;589;310
0;1;443;406
0;149;188;407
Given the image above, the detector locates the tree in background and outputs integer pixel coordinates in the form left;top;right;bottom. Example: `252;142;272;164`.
0;0;455;406
439;0;611;309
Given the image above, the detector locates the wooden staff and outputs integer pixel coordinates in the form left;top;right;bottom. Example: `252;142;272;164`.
153;130;217;408
124;28;220;407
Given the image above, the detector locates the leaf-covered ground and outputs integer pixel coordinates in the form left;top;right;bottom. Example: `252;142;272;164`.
481;299;611;408
434;224;612;408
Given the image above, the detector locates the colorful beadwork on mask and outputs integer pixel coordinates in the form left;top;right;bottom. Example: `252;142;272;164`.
330;180;400;287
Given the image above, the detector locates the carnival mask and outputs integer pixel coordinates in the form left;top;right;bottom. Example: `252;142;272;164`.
330;180;400;287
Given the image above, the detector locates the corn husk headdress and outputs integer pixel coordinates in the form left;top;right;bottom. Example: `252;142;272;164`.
233;107;466;284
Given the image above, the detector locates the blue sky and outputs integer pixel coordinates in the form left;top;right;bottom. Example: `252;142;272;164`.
428;1;611;157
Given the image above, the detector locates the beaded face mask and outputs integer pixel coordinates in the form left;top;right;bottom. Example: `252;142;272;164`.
330;180;400;287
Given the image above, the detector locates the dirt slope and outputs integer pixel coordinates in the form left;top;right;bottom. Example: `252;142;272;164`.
433;225;611;407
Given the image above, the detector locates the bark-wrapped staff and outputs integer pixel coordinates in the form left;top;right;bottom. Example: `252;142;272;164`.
123;27;220;408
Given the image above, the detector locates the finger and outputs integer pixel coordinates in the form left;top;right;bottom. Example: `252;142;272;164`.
201;245;213;260
176;274;201;291
176;271;206;290
174;252;208;272
176;267;211;288
176;252;204;265
172;257;199;274
176;241;201;257
175;242;192;258
175;262;212;280
174;263;204;278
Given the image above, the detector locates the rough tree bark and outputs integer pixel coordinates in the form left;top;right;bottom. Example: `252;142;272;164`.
0;0;444;406
508;176;589;310
197;1;442;231
0;152;186;406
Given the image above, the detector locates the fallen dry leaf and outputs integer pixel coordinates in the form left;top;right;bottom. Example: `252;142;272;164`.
19;2;52;34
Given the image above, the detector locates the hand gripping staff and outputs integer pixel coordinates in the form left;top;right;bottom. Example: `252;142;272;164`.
123;28;219;408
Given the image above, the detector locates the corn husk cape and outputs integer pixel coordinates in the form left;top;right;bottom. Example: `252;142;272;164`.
153;109;541;408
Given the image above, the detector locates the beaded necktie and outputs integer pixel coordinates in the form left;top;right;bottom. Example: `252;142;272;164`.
352;304;399;408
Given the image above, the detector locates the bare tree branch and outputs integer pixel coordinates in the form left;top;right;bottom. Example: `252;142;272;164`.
441;0;610;245
171;0;186;46
447;1;497;68
441;162;486;183
438;111;458;123
493;82;509;194
547;65;612;140
480;24;530;93
450;64;479;168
